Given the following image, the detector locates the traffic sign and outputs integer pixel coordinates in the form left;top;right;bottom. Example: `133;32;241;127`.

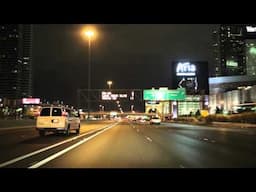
143;88;186;101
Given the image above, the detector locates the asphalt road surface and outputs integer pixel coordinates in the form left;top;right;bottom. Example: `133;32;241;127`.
1;119;256;168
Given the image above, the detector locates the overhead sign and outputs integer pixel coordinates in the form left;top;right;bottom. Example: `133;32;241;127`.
22;98;40;104
101;92;128;100
143;88;186;101
176;62;196;76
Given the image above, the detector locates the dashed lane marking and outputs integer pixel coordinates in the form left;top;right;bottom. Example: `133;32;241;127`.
145;136;152;142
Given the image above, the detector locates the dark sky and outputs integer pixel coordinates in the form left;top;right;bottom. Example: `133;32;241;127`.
33;24;218;105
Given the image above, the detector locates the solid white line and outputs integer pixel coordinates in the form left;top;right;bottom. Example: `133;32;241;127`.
0;123;116;168
29;122;118;168
145;136;152;142
203;138;208;141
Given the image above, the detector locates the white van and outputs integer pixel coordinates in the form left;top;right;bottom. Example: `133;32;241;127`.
36;106;80;136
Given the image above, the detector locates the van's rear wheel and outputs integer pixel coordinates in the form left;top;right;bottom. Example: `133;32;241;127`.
75;124;80;134
39;130;45;137
65;125;70;136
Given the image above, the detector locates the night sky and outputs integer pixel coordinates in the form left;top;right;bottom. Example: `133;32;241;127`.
33;24;218;105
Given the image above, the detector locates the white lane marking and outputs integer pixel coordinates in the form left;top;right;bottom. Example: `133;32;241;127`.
29;122;118;168
203;138;208;141
145;136;152;142
0;123;117;168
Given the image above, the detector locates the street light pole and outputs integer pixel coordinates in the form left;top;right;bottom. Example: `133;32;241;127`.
81;27;96;120
87;38;91;120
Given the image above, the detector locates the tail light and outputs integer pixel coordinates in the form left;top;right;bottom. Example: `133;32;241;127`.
62;111;68;116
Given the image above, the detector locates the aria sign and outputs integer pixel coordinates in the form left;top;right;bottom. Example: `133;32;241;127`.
176;62;196;76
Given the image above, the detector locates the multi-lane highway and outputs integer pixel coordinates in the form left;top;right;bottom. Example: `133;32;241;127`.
1;119;256;168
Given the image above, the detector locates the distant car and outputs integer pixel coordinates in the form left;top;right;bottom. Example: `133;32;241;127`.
150;116;161;125
36;106;80;136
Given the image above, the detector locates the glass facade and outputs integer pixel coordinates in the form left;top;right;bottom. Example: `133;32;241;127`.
178;101;201;116
246;39;256;76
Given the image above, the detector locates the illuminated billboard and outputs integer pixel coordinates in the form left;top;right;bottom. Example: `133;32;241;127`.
246;26;256;33
22;98;40;104
101;91;128;101
171;61;209;95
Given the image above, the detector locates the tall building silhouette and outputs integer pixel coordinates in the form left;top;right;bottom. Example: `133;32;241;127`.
0;24;33;100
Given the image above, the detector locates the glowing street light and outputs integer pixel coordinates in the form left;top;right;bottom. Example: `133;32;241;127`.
107;81;113;89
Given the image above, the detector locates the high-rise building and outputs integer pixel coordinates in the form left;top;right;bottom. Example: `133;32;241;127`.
0;24;32;100
212;24;256;77
210;24;256;113
212;24;247;77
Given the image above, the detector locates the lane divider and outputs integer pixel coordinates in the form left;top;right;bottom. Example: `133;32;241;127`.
0;122;118;168
29;122;119;168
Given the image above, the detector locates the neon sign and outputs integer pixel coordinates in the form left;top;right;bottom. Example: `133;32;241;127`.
176;62;196;76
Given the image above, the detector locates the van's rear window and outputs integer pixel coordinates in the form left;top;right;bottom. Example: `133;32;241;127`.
40;108;51;116
52;108;62;116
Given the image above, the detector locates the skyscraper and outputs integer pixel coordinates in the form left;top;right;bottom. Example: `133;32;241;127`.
212;24;246;77
212;24;256;77
0;24;32;100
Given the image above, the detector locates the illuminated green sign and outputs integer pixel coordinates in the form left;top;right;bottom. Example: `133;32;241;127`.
226;60;238;67
143;88;186;101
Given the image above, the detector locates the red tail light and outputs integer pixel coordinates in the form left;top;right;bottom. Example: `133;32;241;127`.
62;112;68;116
